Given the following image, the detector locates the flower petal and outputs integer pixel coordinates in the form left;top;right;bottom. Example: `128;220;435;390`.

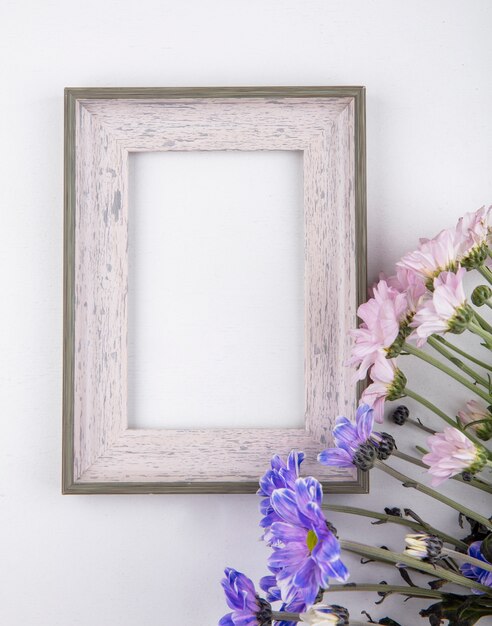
271;489;303;525
356;403;374;440
318;448;353;467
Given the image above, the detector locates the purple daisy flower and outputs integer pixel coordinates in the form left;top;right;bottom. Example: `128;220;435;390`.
317;404;374;467
260;569;307;626
258;451;305;541
268;477;349;607
317;404;394;471
219;568;272;626
460;541;492;594
259;570;282;604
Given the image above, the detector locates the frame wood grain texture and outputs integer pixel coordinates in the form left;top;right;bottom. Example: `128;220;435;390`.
63;86;367;494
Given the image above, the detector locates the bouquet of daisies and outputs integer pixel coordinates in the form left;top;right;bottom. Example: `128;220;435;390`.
219;206;492;626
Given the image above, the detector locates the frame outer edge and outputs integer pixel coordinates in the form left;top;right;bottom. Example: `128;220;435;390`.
61;86;369;495
62;88;77;493
62;86;366;100
354;87;369;494
325;86;368;495
62;479;367;495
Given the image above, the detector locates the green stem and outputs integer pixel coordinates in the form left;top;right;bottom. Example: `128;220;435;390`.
453;473;492;492
406;387;492;458
478;265;492;286
468;320;492;348
271;611;301;622
443;548;492;574
271;612;373;625
374;460;492;531
403;342;492;403
404;387;486;452
463;417;492;432
406;416;436;434
432;335;492;371
322;503;467;550
393;450;492;494
474;310;492;334
340;540;492;595
427;335;490;387
322;583;442;599
404;386;458;427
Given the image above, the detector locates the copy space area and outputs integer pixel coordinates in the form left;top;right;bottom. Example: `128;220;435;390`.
128;151;305;429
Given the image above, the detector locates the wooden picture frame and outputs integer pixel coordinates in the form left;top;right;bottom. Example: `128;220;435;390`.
63;86;367;494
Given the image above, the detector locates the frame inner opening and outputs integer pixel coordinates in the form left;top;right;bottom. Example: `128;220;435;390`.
127;150;305;429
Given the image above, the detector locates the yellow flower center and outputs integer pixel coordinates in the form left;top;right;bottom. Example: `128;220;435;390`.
306;529;318;552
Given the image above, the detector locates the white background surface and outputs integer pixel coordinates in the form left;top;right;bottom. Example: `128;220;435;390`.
1;1;492;624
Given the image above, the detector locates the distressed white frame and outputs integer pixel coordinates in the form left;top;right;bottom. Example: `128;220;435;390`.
63;87;367;494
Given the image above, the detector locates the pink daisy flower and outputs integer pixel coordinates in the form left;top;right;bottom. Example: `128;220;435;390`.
348;280;408;381
410;267;471;346
422;427;487;486
360;355;407;423
455;207;490;269
456;207;488;246
486;205;492;241
397;228;460;287
385;267;427;316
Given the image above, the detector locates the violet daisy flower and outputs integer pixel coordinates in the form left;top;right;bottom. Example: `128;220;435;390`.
259;570;281;604
268;477;349;607
219;568;271;626
258;452;305;542
260;568;307;626
317;404;396;471
460;541;492;594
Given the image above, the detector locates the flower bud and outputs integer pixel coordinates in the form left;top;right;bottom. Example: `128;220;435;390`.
256;597;272;626
300;603;349;625
457;400;492;441
405;533;443;563
461;242;489;270
384;507;402;517
448;303;474;335
386;323;412;358
391;405;409;425
386;368;407;401
471;284;492;307
370;432;396;460
468;445;489;476
352;442;377;471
